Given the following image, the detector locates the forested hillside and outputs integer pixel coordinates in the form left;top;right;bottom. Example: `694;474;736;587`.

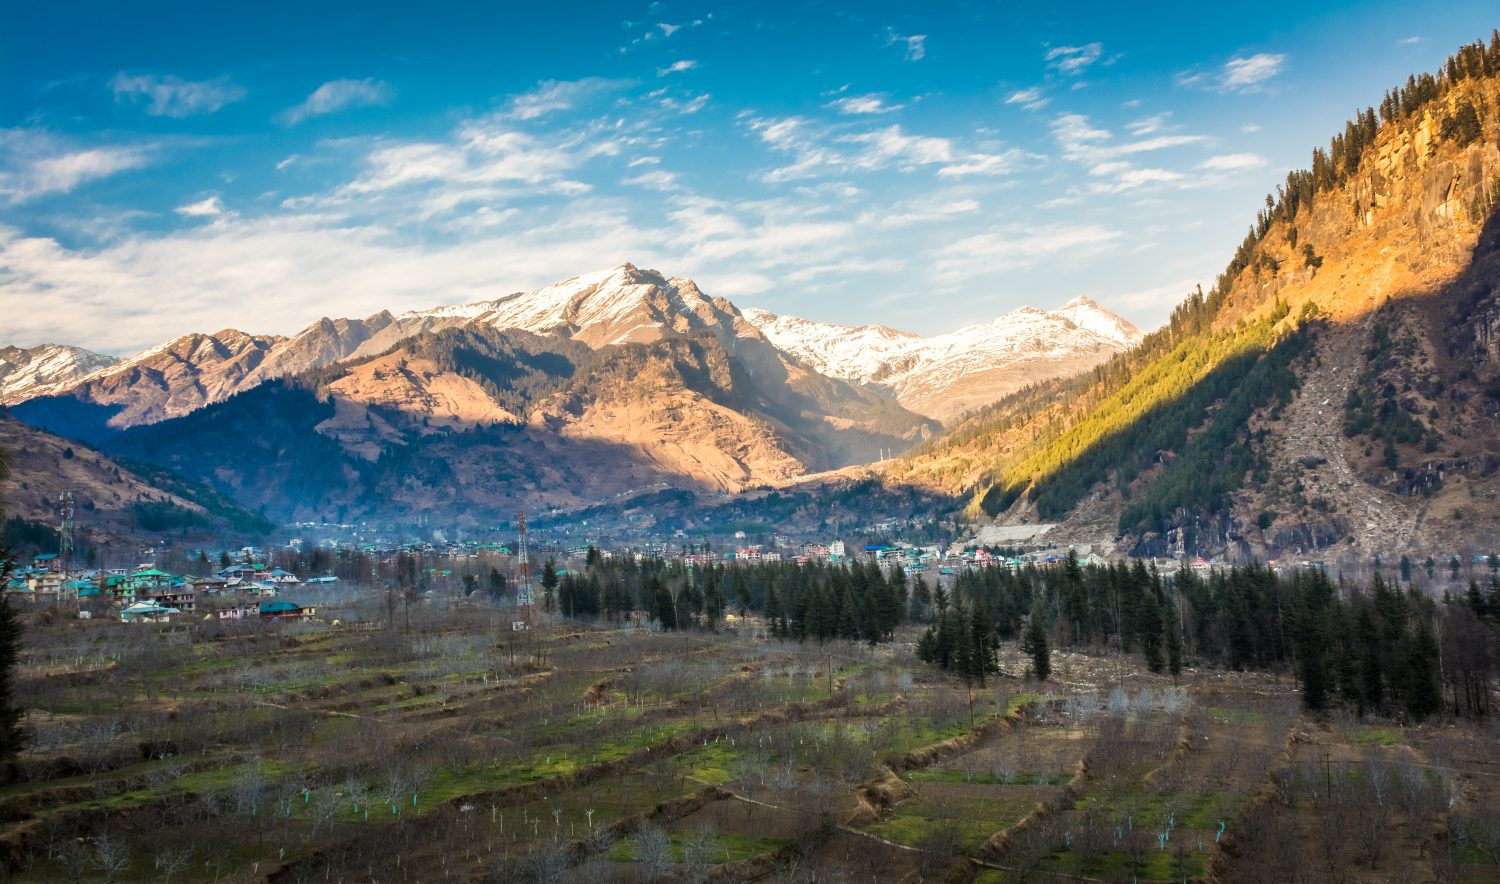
897;34;1500;560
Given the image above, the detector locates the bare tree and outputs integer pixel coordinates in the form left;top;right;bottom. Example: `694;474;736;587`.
154;845;193;884
634;822;673;880
92;833;131;883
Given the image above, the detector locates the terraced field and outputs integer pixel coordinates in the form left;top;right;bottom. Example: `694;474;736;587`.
2;594;1496;882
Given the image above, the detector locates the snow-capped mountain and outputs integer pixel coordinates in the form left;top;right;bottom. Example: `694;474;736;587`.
740;308;920;383
410;263;749;348
1050;295;1142;347
7;263;1137;433
745;299;1143;423
0;344;119;405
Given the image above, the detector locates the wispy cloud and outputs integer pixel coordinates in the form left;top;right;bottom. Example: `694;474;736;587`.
0;130;153;204
859;194;980;230
1005;88;1050;111
934;223;1122;282
1050;113;1211;193
175;195;225;217
283;78;393;125
659;93;710;114
622;169;679;191
506;78;631;121
1197;153;1265;171
1177;52;1288;94
109;72;246;117
828;94;903;115
1045;42;1103;75
748;117;1022;183
1126;112;1171;135
657;60;698;76
886;29;927;61
843;126;953;169
1222;53;1287;92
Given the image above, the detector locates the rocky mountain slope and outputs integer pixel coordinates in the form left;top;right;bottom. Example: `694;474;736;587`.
0;412;272;549
96;324;933;524
0;344;117;405
744;298;1142;423
896;36;1500;562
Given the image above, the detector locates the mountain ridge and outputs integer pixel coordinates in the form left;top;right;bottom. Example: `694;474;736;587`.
744;298;1143;422
895;39;1500;561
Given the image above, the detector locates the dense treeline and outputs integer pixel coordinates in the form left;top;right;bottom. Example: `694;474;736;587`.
550;551;909;644
543;547;1498;722
918;556;1497;721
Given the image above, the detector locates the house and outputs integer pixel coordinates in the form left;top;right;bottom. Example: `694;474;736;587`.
304;575;338;586
32;553;60;572
191;575;229;594
152;587;197;613
216;602;259;621
259;600;315;621
127;568;176;594
120;601;178;623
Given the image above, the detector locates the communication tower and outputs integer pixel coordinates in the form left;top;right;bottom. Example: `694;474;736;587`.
514;511;533;627
58;491;75;576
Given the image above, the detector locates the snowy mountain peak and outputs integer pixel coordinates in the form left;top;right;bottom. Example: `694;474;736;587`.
745;296;1144;423
0;344;119;405
1050;296;1142;347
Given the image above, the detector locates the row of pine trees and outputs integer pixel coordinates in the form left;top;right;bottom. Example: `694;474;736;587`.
542;548;1497;721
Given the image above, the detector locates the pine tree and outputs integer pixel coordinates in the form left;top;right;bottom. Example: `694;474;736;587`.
765;586;784;638
1400;619;1443;721
540;557;559;612
1165;601;1184;681
0;449;26;769
651;579;677;631
1021;601;1051;682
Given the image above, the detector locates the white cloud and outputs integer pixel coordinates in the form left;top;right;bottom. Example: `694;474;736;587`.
1198;153;1265;171
657;60;698;76
622;169;679;191
109;72;246;117
1399;36;1422;45
657;23;682;37
1222;53;1287;92
0;130;152;204
828;94;903;115
175;196;225;217
841;126;953;169
934;223;1122;282
283;78;393;125
1050;113;1214;193
1005;88;1050;111
886;29;927;61
505;78;630;120
937;150;1024;178
859;195;979;229
659;93;710;114
749;116;1022;184
1126;112;1170;135
1045;43;1103;75
1179;52;1288;94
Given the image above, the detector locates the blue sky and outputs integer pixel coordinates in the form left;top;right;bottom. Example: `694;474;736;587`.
2;1;1495;355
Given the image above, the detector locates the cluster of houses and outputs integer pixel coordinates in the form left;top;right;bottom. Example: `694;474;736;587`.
4;554;327;623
